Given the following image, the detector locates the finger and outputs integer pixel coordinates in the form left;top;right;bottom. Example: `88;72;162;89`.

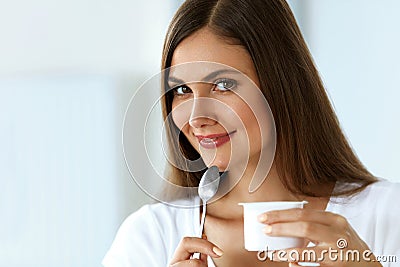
170;237;223;264
200;251;208;262
170;258;207;267
200;234;209;262
258;208;347;229
263;221;341;244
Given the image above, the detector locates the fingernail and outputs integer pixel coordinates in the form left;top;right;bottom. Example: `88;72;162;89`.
212;246;224;256
257;213;267;222
263;225;272;234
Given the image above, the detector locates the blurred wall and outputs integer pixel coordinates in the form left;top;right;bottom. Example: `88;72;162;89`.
0;0;171;76
0;1;175;266
290;0;400;181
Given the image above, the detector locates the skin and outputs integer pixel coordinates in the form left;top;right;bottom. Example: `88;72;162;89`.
169;43;265;172
168;27;381;267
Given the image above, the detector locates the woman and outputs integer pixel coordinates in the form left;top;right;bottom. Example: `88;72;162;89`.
103;0;400;266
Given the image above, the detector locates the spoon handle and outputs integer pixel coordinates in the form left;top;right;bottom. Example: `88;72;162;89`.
192;203;207;260
199;202;206;238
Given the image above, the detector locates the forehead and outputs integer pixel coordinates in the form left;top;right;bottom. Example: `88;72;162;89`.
170;28;258;83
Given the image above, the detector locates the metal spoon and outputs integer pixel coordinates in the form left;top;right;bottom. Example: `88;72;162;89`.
198;165;220;238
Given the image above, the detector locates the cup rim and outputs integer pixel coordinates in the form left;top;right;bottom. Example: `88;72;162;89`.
238;200;308;207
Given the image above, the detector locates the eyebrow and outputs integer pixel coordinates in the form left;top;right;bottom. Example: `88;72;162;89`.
167;69;241;85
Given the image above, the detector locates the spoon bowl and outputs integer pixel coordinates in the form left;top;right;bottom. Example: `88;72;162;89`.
198;166;220;202
198;166;220;237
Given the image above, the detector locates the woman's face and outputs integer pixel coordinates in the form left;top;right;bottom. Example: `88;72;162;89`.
168;28;272;172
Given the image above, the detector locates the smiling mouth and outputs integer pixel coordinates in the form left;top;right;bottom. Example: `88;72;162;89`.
196;130;236;149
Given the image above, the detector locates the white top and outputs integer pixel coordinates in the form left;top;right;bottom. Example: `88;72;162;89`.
102;180;400;267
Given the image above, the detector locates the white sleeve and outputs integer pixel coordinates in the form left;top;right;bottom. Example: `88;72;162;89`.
377;182;400;267
102;205;168;267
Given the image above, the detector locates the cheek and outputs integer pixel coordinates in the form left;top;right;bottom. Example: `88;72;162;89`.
238;98;274;154
230;99;257;129
171;99;191;130
243;107;259;132
233;100;262;142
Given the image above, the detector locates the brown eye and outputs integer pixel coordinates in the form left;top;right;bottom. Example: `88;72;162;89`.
173;85;192;95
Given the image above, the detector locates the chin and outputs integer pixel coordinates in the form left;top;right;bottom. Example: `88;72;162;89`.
197;148;231;172
204;159;228;172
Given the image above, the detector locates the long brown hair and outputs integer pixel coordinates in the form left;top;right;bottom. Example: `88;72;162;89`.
161;0;377;197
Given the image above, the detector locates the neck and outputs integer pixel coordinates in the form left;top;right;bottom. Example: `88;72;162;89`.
215;163;297;202
207;159;334;220
207;160;290;220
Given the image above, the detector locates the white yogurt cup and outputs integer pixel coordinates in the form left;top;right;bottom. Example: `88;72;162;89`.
238;201;307;251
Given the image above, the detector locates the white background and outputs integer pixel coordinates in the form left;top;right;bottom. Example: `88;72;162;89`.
0;1;399;266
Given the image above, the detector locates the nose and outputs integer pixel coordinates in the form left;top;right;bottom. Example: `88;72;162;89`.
189;97;217;129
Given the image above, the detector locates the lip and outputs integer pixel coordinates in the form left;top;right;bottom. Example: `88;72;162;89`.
195;130;236;149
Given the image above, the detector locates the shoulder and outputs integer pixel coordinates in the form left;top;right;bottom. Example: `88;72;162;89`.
361;179;400;221
117;203;167;237
357;179;400;206
102;198;199;267
121;199;198;238
360;180;400;258
332;179;400;208
329;179;400;256
366;178;400;193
